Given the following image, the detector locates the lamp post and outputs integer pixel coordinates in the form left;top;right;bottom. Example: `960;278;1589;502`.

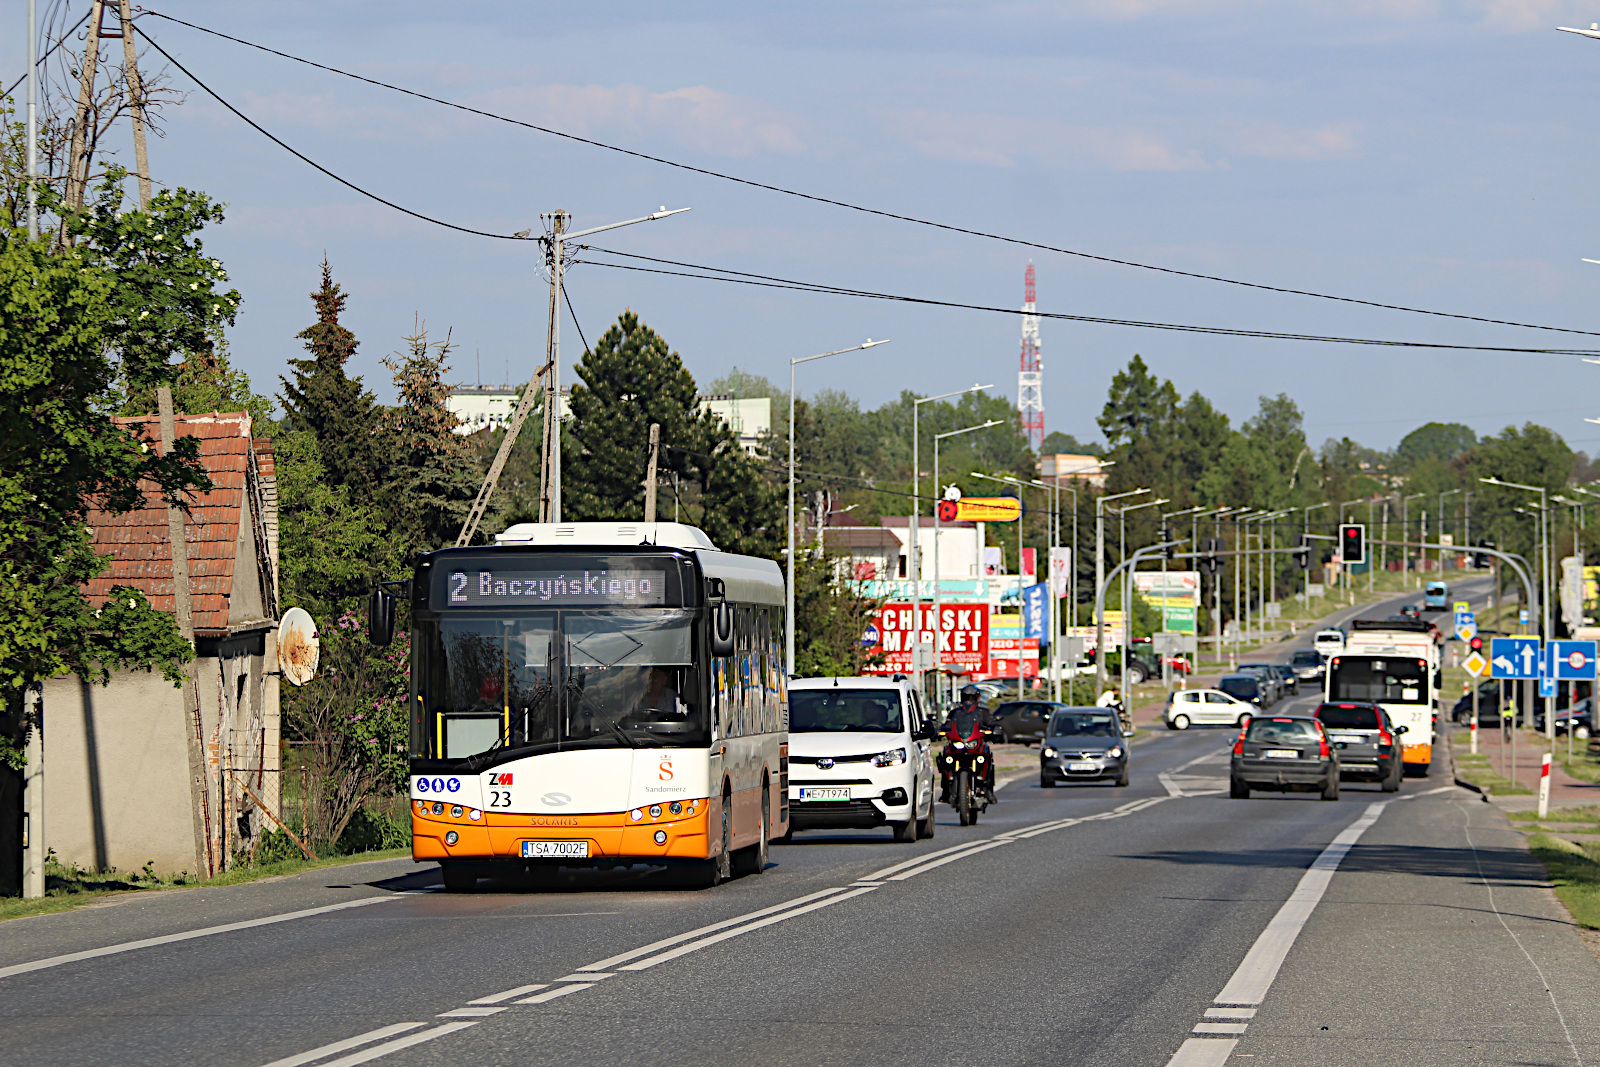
1303;502;1329;608
1402;493;1424;585
786;338;890;675
1483;476;1553;741
909;384;990;693
1114;497;1166;664
1095;488;1149;695
1439;488;1462;575
929;420;1001;703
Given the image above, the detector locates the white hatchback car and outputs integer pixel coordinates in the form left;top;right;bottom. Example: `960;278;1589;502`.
1165;688;1255;730
785;677;937;842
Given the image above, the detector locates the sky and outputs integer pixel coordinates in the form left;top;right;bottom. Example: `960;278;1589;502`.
9;0;1600;452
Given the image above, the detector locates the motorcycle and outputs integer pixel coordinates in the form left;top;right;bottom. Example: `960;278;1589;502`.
941;722;994;826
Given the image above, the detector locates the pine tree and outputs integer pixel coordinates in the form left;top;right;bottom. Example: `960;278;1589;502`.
565;311;702;521
280;259;384;488
382;320;480;553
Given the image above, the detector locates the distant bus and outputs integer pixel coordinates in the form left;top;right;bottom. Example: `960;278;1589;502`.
373;522;788;891
1423;581;1448;611
1326;620;1440;776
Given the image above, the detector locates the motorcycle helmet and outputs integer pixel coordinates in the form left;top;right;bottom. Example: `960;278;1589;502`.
960;683;981;701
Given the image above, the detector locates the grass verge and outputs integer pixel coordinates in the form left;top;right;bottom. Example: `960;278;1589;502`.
1454;751;1533;794
1528;833;1600;929
0;847;414;925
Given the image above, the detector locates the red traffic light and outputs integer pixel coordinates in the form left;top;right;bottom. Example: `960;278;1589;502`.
1469;636;1483;652
1339;523;1366;566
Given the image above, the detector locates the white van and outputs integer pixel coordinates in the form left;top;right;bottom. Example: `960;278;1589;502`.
1313;629;1346;656
785;677;937;842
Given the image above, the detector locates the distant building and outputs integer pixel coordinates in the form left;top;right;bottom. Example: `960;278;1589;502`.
699;395;771;455
447;385;572;435
1039;453;1109;490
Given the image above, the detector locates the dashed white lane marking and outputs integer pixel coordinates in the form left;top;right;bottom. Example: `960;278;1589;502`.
0;896;398;982
887;839;1012;879
257;1024;425;1067
467;983;546;1005
1162;800;1391;1067
1159;747;1232;798
513;984;596;1004
865;841;996;881
619;886;879;971
313;1023;478;1067
577;886;847;971
436;1006;504;1018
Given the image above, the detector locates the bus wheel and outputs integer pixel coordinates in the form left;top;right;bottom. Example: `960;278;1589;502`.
440;863;476;893
735;782;771;876
696;785;734;888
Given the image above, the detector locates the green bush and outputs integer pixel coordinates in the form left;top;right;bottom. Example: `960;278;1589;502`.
335;807;410;854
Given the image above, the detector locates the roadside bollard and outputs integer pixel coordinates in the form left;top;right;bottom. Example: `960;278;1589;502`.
1539;751;1552;820
1469;717;1477;756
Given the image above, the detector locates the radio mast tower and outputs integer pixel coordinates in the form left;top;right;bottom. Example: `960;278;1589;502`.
1017;263;1044;452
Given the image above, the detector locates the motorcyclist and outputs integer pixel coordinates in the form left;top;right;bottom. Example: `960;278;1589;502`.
940;684;997;803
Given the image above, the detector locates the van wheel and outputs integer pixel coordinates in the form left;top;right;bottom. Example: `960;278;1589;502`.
892;818;917;843
1171;714;1191;731
917;804;936;839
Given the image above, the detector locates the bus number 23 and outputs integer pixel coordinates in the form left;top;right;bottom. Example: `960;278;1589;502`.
488;791;512;808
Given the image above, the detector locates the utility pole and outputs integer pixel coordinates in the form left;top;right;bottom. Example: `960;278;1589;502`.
116;0;152;207
643;423;661;523
64;0;106;213
26;0;38;239
538;210;568;524
21;686;42;898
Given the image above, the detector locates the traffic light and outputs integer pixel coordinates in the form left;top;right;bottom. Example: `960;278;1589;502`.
1339;523;1366;566
1293;532;1310;570
1200;537;1222;576
1159;525;1174;560
1468;635;1484;655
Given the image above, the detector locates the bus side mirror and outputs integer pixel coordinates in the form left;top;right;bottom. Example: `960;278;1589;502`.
368;587;396;647
710;602;735;658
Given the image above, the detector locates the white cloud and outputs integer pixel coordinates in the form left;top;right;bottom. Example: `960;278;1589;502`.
472;82;812;158
887;108;1214;170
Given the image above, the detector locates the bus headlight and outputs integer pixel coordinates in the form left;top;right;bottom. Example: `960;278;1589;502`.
653;830;667;845
649;805;663;818
629;809;644;822
444;831;459;846
669;802;683;815
871;748;907;768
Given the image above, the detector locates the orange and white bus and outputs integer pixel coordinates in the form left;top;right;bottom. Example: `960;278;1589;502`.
1325;619;1441;776
374;522;788;891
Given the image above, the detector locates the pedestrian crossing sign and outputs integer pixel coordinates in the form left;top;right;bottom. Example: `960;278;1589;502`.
1463;651;1488;677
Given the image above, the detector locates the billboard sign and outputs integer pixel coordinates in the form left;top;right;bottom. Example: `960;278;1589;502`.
861;603;989;674
937;496;1022;523
1133;570;1199;635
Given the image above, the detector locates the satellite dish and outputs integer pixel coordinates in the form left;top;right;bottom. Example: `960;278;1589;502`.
278;607;320;687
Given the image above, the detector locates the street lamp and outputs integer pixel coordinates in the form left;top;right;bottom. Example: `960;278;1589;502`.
929;420;1002;702
909;383;991;691
1439;488;1462;576
1095;488;1149;694
786;338;890;675
1402;493;1424;584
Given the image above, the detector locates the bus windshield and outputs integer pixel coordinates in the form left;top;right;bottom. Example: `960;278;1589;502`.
1328;657;1429;705
412;608;705;760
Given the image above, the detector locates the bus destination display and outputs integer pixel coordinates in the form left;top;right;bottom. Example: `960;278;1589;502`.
440;565;670;608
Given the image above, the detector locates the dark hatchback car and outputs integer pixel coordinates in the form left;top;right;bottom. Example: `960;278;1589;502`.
1230;714;1339;800
1040;708;1129;787
1290;648;1325;683
991;700;1064;746
1218;672;1268;708
1451;680;1526;727
1314;702;1404;791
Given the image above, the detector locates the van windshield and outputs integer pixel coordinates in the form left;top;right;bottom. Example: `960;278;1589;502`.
790;690;904;732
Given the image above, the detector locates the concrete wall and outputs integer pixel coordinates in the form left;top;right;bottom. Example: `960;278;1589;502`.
40;670;196;877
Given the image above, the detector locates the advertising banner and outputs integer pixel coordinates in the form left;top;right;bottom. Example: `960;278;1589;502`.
860;603;989;674
988;636;1039;679
1133;570;1199;635
937;496;1022;523
1022;582;1050;648
1050;547;1073;598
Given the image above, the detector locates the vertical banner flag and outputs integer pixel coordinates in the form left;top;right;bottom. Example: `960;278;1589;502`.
1022;582;1050;649
983;546;1003;577
1021;547;1036;581
1050;547;1073;598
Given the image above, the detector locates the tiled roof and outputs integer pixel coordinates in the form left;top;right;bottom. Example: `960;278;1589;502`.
85;412;272;635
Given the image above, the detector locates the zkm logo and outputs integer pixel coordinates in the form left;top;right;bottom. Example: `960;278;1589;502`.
658;757;674;782
488;772;513;786
541;791;572;807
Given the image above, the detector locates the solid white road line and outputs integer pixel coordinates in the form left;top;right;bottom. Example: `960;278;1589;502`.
886;839;1012;880
620;886;878;971
467;983;547;1005
577;886;847;971
554;971;610;981
257;1024;425;1067
314;1023;478;1067
865;841;996;881
0;896;397;981
1213;801;1387;1007
513;984;596;1004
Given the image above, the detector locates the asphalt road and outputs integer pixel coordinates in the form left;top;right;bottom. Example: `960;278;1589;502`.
5;577;1591;1067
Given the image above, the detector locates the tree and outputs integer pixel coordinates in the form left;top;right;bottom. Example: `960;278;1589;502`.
565;311;702;522
794;552;883;677
382;320;480;554
1;175;238;765
1041;430;1100;456
1098;355;1178;449
123;337;272;425
275;431;398;620
1395;422;1475;473
280;260;384;488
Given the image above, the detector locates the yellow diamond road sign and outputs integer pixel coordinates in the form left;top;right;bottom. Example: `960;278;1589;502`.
1463;651;1488;677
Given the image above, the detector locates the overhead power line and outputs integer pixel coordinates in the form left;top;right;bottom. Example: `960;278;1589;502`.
138;9;1600;340
575;247;1600;358
133;27;1600;359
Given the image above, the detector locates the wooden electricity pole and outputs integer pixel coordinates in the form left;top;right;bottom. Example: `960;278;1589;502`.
644;424;661;523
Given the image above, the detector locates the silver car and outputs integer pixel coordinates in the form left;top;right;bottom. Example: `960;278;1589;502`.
1040;708;1130;787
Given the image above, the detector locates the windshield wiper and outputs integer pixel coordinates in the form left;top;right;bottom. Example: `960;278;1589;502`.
564;681;645;749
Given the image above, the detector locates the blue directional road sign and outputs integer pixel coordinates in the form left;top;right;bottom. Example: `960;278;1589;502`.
1491;636;1541;680
1541;676;1557;698
1552;640;1599;681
